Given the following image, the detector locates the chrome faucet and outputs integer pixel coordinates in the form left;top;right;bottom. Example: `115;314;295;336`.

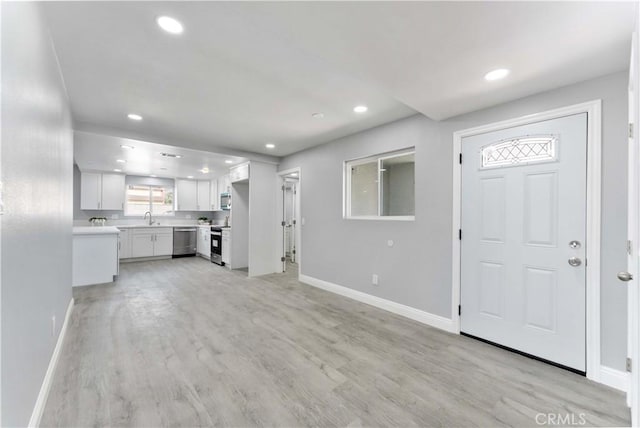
144;211;154;226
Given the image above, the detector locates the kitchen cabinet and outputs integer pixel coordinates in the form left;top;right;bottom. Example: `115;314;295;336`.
80;172;125;210
222;229;231;265
73;227;119;287
176;179;198;211
219;174;231;195
176;179;212;211
197;227;211;258
118;229;131;259
196;180;210;211
230;163;250;183
131;228;173;257
101;174;126;210
80;173;101;210
209;179;218;210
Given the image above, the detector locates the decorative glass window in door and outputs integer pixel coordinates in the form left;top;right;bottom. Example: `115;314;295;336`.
481;135;557;169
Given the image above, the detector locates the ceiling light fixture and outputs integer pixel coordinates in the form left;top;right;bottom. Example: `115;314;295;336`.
113;169;122;172
120;144;135;150
484;68;510;81
127;113;143;121
160;152;182;158
353;105;368;113
187;175;194;179
116;159;126;163
157;16;183;34
225;160;233;164
312;112;325;119
265;143;275;149
150;175;157;178
199;168;210;173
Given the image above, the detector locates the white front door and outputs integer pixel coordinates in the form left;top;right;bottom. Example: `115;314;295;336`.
625;26;639;425
461;113;587;371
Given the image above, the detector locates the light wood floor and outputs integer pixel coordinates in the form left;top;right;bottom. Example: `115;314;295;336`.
42;257;630;427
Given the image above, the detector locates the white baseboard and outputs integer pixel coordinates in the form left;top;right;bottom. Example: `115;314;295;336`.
28;298;74;428
299;274;456;333
598;365;629;392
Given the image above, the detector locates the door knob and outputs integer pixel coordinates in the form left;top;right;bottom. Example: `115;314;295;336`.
618;271;634;282
568;257;582;267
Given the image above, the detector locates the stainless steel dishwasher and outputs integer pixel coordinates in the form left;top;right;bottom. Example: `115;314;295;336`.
172;227;197;257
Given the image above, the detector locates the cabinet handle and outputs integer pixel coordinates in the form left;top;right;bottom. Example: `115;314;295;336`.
98;201;101;209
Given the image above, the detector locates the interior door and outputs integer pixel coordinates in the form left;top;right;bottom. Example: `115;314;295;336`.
625;27;639;425
461;113;587;371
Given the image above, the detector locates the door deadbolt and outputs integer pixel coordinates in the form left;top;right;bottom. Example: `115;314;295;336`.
569;240;581;249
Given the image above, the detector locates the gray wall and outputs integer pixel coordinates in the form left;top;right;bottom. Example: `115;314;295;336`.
280;71;629;371
73;164;225;224
1;3;74;426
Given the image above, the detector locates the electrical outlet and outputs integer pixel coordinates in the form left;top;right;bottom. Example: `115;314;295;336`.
51;315;56;337
372;274;379;285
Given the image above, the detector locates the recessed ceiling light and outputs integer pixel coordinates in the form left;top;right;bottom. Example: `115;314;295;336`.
157;16;183;34
484;68;510;81
187;175;194;179
353;105;368;113
127;113;143;121
121;144;135;150
116;159;126;163
265;143;275;149
199;168;210;174
312;112;325;119
113;169;122;172
225;160;233;164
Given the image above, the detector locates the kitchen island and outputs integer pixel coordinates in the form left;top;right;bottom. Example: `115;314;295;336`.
72;226;120;286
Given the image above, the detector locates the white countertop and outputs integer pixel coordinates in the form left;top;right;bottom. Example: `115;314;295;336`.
73;226;121;235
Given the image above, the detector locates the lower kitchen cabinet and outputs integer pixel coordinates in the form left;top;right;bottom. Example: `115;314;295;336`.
131;228;173;258
221;229;231;265
197;227;211;258
119;229;131;259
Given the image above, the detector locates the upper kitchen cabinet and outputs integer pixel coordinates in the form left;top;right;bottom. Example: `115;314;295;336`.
230;163;250;183
176;179;211;211
209;179;218;210
176;179;198;211
196;180;210;211
80;172;125;210
101;174;126;210
219;174;231;195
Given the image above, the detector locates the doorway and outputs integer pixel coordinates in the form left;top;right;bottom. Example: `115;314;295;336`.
452;100;602;379
278;168;301;277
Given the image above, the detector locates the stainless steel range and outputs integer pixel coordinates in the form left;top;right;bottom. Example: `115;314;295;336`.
210;227;224;265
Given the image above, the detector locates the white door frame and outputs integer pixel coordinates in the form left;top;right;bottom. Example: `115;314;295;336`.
277;167;302;277
451;100;602;381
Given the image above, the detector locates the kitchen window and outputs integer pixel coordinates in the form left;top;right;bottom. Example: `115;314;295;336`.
344;148;415;220
124;184;174;217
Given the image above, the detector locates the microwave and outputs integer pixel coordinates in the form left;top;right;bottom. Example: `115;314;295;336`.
220;193;231;210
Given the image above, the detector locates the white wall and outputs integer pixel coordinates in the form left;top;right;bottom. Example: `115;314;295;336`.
1;2;74;425
279;71;629;372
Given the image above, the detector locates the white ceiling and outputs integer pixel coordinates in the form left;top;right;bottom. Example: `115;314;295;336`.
74;131;248;179
43;1;635;158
